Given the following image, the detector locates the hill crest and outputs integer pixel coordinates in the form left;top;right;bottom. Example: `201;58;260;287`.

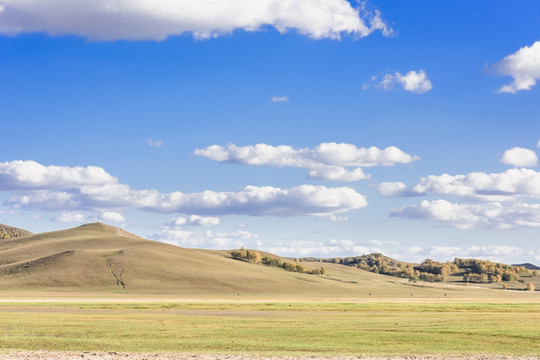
0;223;33;239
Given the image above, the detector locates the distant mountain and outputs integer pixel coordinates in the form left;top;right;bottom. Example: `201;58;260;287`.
0;223;33;239
513;263;540;270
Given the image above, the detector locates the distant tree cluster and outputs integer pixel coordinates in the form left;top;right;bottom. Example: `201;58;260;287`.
456;258;527;283
0;227;26;239
261;256;327;275
230;247;326;275
231;247;262;263
296;253;529;284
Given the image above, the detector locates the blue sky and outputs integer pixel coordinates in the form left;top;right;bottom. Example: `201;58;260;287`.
1;0;540;264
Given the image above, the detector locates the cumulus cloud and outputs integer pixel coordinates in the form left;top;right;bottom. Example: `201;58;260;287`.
0;160;117;190
168;215;220;227
500;147;538;167
369;70;432;94
379;168;540;202
156;228;258;249
101;211;126;223
495;40;540;94
263;239;373;257
1;160;367;217
0;0;391;41
271;96;288;103
55;212;94;223
391;199;540;230
195;142;419;182
148;139;163;148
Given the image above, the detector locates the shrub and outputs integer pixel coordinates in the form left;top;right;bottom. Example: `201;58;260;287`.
527;282;535;291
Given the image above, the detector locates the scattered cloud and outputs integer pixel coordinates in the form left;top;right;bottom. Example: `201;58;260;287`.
156;228;258;249
148;139;163;148
0;160;116;190
55;212;94;223
195;142;419;182
368;70;432;94
101;211;126;223
378;168;540;202
271;96;288;103
495;40;540;94
1;160;367;217
500;147;537;167
404;244;524;263
168;215;220;227
0;0;391;41
262;239;373;258
391;199;540;230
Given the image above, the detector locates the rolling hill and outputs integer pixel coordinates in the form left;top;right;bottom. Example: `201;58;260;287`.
0;222;537;299
0;223;33;239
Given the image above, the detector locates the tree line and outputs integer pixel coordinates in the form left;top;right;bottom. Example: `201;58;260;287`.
231;247;326;275
297;253;530;283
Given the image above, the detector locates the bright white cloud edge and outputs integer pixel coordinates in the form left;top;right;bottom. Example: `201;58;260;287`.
0;160;368;218
0;0;392;41
496;40;540;94
195;142;419;182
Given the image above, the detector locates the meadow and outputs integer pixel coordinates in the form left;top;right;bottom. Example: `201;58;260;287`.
1;301;539;356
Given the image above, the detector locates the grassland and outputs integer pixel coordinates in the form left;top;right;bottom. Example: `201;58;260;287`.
1;301;539;356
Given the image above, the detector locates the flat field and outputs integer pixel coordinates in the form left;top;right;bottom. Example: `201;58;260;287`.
1;300;539;356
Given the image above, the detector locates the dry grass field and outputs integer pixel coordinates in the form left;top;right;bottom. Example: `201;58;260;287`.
1;223;539;357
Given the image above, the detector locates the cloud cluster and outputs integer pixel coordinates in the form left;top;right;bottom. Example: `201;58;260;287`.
195;142;419;182
378;168;540;201
168;215;220;227
1;160;367;218
391;200;540;230
404;244;524;263
500;147;538;167
0;160;116;190
381;145;540;230
496;40;540;94
0;0;391;41
55;210;125;223
156;228;259;249
369;70;432;94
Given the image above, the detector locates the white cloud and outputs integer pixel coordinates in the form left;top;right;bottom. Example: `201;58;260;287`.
168;215;220;227
0;160;117;190
379;168;540;202
377;181;407;197
101;211;126;223
1;160;367;217
148;139;163;148
495;40;540;94
55;212;94;223
391;199;540;230
195;142;419;182
371;70;432;94
0;0;391;41
263;239;373;258
500;147;538;167
403;245;524;263
156;228;258;249
271;96;288;103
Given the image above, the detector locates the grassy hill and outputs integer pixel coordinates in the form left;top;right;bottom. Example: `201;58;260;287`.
0;222;538;299
0;223;33;239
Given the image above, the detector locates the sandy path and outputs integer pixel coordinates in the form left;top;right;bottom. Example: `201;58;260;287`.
1;352;539;360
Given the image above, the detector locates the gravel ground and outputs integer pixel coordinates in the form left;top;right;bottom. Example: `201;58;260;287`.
1;352;539;360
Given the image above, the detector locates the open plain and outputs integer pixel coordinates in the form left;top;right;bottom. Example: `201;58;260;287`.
1;224;539;359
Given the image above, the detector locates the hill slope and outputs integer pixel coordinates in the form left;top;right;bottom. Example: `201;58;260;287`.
0;223;536;299
0;223;33;239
